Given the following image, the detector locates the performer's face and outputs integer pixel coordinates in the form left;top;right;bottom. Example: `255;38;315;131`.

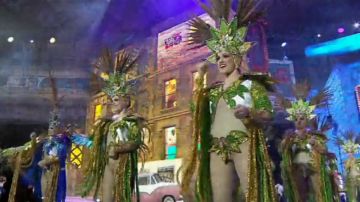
216;51;239;75
111;95;130;114
295;114;307;130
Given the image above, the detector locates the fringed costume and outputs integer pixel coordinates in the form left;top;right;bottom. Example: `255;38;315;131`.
184;73;277;202
181;0;278;201
278;82;337;202
281;131;335;202
1;133;43;202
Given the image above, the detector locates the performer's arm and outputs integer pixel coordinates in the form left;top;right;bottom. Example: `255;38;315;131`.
249;81;273;122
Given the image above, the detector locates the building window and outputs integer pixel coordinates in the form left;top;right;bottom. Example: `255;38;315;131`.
158;166;175;182
192;71;207;92
70;144;83;168
94;104;103;121
164;79;177;108
164;126;177;159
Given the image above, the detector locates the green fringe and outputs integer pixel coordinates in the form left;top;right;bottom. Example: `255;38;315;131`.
121;152;140;202
80;119;112;198
320;156;334;202
281;138;299;202
196;91;213;202
281;139;336;202
124;154;131;202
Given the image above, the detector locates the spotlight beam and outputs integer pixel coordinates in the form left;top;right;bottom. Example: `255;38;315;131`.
305;33;360;57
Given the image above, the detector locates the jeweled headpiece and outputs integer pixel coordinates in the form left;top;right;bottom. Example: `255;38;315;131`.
206;19;254;63
95;49;138;98
335;131;360;154
48;110;60;131
187;0;264;63
48;72;61;134
286;99;316;121
276;81;332;123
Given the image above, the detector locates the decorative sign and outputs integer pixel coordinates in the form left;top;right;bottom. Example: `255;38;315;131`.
268;59;296;96
355;85;360;113
157;14;215;70
164;33;182;49
70;144;83;168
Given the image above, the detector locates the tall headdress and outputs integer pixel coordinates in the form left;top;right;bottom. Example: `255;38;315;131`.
48;72;61;134
286;99;316;121
276;81;332;122
187;0;265;63
335;131;360;155
93;48;138;98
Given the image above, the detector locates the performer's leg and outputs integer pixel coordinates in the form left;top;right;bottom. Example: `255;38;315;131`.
310;172;322;201
232;141;250;200
210;153;234;202
293;165;309;201
182;175;197;202
102;164;114;202
41;172;49;200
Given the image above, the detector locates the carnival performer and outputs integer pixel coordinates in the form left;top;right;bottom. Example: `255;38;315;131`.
180;1;278;201
37;73;92;202
1;131;43;202
334;131;360;202
279;82;336;202
81;49;148;202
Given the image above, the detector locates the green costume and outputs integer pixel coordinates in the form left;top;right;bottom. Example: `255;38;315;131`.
182;73;277;202
81;116;148;202
81;49;148;202
335;131;360;202
281;132;335;202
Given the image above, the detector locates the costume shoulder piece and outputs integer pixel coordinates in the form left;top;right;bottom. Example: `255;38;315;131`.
240;73;277;92
309;131;328;141
123;114;146;123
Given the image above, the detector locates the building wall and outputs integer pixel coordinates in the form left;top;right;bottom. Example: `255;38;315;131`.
325;62;360;173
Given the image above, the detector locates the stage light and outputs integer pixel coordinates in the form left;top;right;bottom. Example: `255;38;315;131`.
49;37;56;44
317;34;322;38
354;22;360;29
7;36;14;43
337;28;345;34
281;42;287;47
305;33;360;57
30;40;34;44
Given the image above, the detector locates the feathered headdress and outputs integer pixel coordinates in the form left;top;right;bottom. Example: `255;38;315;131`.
334;131;360;154
206;19;254;63
93;48;138;98
187;0;265;63
276;81;332;121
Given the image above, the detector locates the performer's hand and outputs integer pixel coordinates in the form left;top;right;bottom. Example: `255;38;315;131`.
234;105;250;119
196;61;209;76
108;145;119;160
253;110;272;122
30;132;37;140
